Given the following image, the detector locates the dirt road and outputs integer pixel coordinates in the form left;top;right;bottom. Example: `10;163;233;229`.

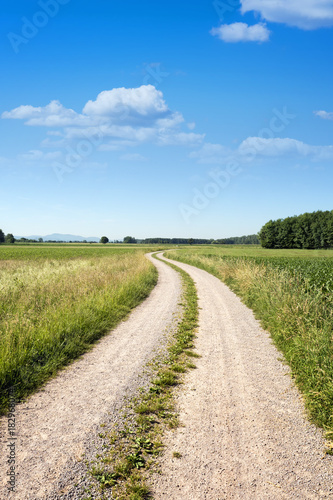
0;253;332;499
152;254;332;499
0;254;182;499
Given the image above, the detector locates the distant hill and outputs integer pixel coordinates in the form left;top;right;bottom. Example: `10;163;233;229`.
15;233;100;242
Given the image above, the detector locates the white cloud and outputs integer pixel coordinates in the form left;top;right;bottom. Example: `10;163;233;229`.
156;112;184;129
314;110;333;120
239;137;333;160
187;122;196;130
241;0;333;29
2;86;172;128
190;138;333;164
83;85;168;116
2;100;92;127
2;85;201;150
211;22;270;43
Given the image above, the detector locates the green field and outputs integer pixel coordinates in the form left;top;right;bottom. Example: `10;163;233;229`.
0;245;159;414
165;245;333;441
2;243;333;443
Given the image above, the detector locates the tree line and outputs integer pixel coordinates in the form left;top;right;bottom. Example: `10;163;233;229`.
259;210;333;249
142;235;259;245
1;231;260;246
213;234;260;245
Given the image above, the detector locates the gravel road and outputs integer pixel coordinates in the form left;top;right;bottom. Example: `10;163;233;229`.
1;253;332;499
0;254;182;499
151;254;332;499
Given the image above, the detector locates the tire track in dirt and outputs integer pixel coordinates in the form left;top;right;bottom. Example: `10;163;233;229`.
151;254;332;499
0;254;182;499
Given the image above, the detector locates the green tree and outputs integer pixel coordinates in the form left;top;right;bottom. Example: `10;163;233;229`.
260;210;333;249
5;233;15;244
100;236;109;244
0;229;4;243
123;236;137;244
259;220;278;248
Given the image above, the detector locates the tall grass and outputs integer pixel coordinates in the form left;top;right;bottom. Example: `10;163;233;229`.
0;249;157;414
165;249;333;437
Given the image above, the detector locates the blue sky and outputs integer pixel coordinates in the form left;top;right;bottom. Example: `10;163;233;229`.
1;0;333;239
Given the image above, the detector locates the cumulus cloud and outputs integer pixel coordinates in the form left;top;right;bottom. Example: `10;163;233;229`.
241;0;333;30
211;22;270;43
2;85;202;149
83;85;168;122
314;110;333;120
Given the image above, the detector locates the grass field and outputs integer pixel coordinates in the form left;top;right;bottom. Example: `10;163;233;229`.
0;245;159;414
2;242;333;443
165;245;333;441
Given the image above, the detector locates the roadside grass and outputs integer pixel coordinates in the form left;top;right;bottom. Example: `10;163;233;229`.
165;248;333;448
86;253;199;499
0;248;158;414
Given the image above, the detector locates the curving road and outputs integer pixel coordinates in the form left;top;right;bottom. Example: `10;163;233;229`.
152;253;332;499
0;254;182;499
0;252;332;499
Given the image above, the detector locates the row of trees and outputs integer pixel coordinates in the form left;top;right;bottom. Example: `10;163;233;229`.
213;234;260;245
141;235;259;245
0;231;261;246
0;230;15;244
259;210;333;249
